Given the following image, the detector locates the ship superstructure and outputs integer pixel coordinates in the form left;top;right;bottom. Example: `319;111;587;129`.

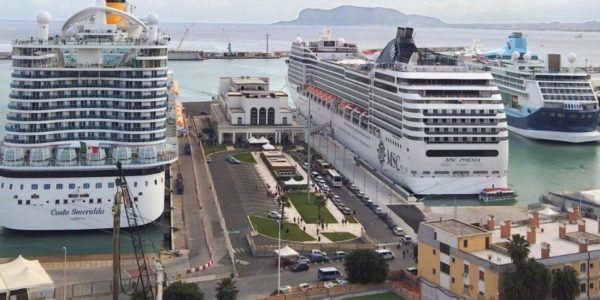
288;27;508;195
468;32;600;143
0;0;177;230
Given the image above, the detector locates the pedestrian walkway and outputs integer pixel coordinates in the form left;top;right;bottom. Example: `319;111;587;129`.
250;152;364;244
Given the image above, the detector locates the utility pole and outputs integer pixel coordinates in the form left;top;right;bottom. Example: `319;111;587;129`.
112;191;122;300
307;93;312;204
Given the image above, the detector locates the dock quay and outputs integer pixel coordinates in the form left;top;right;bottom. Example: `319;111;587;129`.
168;49;288;60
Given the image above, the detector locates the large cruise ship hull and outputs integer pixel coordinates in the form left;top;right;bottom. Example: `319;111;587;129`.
505;108;600;143
0;167;166;231
289;85;508;195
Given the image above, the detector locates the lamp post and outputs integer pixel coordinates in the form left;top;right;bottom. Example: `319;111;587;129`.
277;219;281;294
62;246;67;300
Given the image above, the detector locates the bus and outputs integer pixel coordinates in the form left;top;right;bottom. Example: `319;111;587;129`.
314;159;331;174
326;169;342;187
317;267;343;281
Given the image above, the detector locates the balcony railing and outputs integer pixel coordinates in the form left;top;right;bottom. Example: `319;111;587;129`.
8;104;166;111
4;136;166;145
5;125;167;133
9;93;168;101
11;73;168;79
10;83;167;89
7;113;167;122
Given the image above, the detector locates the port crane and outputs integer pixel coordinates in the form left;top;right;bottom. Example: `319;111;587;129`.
176;23;195;50
113;162;155;300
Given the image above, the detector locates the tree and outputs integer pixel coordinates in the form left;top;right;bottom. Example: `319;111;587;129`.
315;195;327;223
277;194;291;226
552;266;580;300
501;258;551;300
506;234;530;269
164;281;204;300
215;277;239;300
343;249;389;284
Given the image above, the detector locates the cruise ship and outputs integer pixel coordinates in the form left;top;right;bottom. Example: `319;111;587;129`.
0;0;178;230
468;32;600;143
288;28;509;195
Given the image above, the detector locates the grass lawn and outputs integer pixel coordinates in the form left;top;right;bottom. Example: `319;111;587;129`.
345;215;358;223
322;232;358;242
249;216;315;242
203;144;227;155
288;193;337;224
345;292;405;300
232;152;256;164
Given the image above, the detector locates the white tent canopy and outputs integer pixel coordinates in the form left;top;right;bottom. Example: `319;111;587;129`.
274;246;299;258
249;136;271;145
0;275;6;293
539;207;559;217
283;177;308;186
248;137;260;144
0;255;54;293
262;143;276;151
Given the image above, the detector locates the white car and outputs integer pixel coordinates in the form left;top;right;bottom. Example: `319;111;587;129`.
298;283;312;291
393;227;405;236
311;249;327;257
267;211;282;219
278;285;291;294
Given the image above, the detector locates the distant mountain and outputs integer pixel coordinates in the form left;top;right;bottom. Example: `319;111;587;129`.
275;5;446;27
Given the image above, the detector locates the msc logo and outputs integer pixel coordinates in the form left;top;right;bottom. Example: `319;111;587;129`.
377;141;386;165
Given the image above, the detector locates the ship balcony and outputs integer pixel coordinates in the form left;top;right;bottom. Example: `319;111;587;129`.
6;113;167;122
5;125;167;133
10;83;167;90
9;93;168;101
4;135;166;145
11;72;168;80
8;103;166;111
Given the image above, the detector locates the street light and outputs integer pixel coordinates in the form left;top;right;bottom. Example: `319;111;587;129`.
62;246;67;300
277;219;281;294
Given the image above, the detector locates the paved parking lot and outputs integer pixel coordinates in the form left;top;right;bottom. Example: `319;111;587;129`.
228;163;278;217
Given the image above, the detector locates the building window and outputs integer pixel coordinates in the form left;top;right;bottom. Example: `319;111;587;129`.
433;249;436;255
452;257;456;263
259;107;267;125
282;117;288;125
154;179;158;185
463;239;468;248
17;200;22;205
440;262;450;274
581;283;586;293
31;184;38;190
267;107;275;125
9;184;12;190
134;197;139;202
440;243;450;255
89;199;93;204
63;200;68;204
44;184;51;190
145;181;148;187
69;183;75;189
97;199;102;204
237;117;242;125
464;264;469;274
591;282;595;289
479;270;484;281
451;277;455;284
434;232;437;240
432;268;436;275
96;183;102;189
108;182;115;188
581;263;587;273
56;184;63;190
250;108;258;125
26;200;30;205
83;183;90;189
55;200;59;205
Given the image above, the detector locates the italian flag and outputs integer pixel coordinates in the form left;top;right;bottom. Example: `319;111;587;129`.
80;141;99;154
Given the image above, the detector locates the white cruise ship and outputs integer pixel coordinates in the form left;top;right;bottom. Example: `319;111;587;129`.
0;0;178;230
287;28;509;195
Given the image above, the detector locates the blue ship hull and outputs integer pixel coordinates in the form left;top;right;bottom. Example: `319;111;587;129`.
506;108;600;143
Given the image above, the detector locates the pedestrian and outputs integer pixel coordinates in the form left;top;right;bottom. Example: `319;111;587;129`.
301;218;304;223
293;216;296;223
325;223;328;229
402;250;405;258
353;210;356;215
318;236;321;242
303;226;306;231
317;228;320;235
321;223;324;230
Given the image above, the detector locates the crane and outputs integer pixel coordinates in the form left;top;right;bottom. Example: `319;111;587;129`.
113;162;155;300
176;23;195;50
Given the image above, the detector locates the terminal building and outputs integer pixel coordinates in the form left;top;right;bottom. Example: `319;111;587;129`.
418;206;600;300
210;77;307;145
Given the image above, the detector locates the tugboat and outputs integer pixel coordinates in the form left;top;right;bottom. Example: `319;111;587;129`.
479;187;516;202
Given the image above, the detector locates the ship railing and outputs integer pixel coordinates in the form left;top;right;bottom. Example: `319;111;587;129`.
9;93;168;100
6;114;167;122
7;104;167;111
10;83;167;89
5;125;167;133
4;136;167;145
0;152;178;168
12;38;169;47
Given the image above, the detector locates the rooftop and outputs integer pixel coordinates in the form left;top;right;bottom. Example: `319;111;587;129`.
231;78;268;85
424;219;488;237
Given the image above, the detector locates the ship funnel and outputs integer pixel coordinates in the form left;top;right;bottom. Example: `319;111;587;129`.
396;27;414;39
106;0;127;26
36;11;51;42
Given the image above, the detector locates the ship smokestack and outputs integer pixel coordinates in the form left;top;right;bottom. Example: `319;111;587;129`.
106;0;127;26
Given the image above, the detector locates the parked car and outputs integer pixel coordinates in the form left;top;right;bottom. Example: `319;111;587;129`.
298;283;312;291
402;235;413;245
361;196;370;203
406;267;418;276
311;249;327;257
334;251;347;260
267;211;282;219
364;200;375;208
302;162;308;170
334;278;349;285
291;262;310;272
373;207;383;215
310;255;331;263
392;227;405;236
225;155;233;162
311;171;319;177
357;191;366;199
375;249;396;260
206;156;212;163
387;222;398;230
278;286;291;294
342;207;353;215
297;255;310;264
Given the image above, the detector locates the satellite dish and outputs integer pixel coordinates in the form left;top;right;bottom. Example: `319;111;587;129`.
36;11;52;25
338;37;346;45
567;53;577;64
294;36;303;43
147;13;160;25
511;51;520;60
523;52;531;61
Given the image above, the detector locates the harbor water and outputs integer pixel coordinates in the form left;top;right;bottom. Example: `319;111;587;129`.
1;22;600;256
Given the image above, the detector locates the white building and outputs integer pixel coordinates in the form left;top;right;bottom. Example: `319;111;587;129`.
211;77;307;144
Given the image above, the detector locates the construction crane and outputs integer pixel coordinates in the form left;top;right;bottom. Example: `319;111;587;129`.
176;23;195;50
113;162;155;300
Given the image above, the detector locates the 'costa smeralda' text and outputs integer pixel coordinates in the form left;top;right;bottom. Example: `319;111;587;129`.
51;207;106;216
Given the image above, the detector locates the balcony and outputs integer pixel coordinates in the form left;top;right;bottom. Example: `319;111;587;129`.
10;83;167;89
6;113;167;122
8;104;167;111
5;125;167;133
9;93;168;101
11;72;168;80
4;136;166;145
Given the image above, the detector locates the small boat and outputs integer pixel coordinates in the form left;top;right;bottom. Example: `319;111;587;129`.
479;187;516;202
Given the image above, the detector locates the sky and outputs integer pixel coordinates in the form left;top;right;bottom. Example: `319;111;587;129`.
1;0;598;24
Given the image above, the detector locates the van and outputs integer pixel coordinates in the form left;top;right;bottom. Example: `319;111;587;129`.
375;249;395;260
318;267;343;281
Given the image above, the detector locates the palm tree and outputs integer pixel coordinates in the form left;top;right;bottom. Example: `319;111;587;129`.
215;277;238;300
506;234;530;269
552;266;580;300
315;195;327;223
277;194;291;225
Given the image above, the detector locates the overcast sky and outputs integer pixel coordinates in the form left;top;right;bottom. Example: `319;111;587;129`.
2;0;598;24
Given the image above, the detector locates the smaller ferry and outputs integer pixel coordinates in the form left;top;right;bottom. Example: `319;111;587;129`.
479;187;516;202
